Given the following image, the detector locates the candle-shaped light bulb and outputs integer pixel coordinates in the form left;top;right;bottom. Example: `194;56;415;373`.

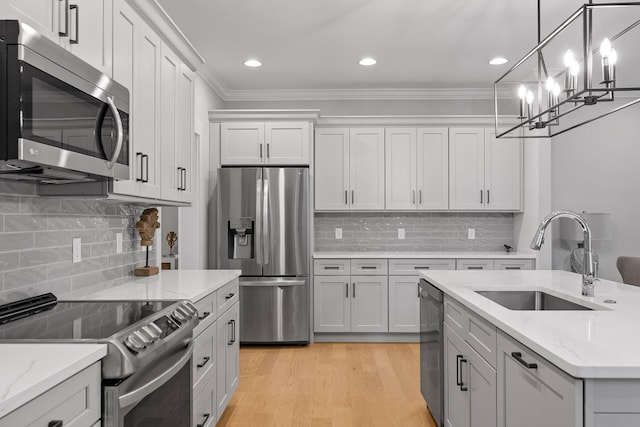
518;85;527;99
517;85;527;119
570;62;580;76
553;82;561;97
563;50;575;67
600;38;612;57
526;90;534;105
545;77;555;92
526;90;534;119
609;48;618;65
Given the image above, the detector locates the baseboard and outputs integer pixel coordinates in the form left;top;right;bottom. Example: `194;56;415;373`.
314;333;419;343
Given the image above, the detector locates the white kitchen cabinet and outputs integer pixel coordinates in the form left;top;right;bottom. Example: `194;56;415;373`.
176;63;195;203
349;128;385;210
444;323;497;427
494;259;535;270
497;331;583;427
2;0;112;76
350;275;388;332
313;275;351;333
388;275;420;333
193;321;216;401
111;0;161;199
216;301;240;422
0;362;101;427
315;128;350;210
193;375;216;427
385;127;448;210
220;121;310;165
456;259;495;270
449;128;522;211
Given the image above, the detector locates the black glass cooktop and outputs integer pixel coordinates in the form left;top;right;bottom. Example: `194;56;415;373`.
0;300;175;340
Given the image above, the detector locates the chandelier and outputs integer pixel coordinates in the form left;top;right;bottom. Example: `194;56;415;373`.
494;1;640;138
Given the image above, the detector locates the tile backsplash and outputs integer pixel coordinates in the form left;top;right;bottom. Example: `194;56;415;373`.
315;212;514;252
0;182;155;303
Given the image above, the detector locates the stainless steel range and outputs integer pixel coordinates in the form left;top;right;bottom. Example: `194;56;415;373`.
0;293;198;427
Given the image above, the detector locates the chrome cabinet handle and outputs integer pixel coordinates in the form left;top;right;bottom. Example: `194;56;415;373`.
196;413;210;427
105;96;124;170
196;356;210;368
136;152;143;182
69;4;79;44
512;352;538;369
198;311;210;320
59;0;69;36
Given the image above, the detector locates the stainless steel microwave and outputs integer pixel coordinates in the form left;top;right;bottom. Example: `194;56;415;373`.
0;20;130;183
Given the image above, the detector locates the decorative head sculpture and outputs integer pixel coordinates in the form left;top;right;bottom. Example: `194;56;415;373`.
135;208;160;247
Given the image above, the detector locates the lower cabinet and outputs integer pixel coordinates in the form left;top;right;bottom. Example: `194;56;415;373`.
444;323;497;427
388;276;420;333
496;332;583;427
216;302;240;421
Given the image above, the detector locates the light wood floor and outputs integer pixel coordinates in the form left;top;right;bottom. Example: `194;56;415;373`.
217;343;437;427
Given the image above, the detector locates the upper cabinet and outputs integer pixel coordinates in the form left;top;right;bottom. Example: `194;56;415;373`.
2;0;113;75
449;128;522;211
385;127;448;210
315;127;385;211
220;121;311;165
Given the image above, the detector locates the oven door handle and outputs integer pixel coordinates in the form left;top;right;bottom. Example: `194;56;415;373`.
118;342;193;409
105;96;124;170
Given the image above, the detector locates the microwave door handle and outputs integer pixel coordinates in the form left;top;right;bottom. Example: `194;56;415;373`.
105;96;124;170
118;342;193;409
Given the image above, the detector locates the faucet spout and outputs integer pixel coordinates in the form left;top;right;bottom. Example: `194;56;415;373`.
530;211;596;297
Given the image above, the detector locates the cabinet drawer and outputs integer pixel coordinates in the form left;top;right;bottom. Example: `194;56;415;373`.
456;259;495;270
494;259;535;270
194;293;217;337
193;374;216;427
389;258;455;275
314;259;351;275
351;259;388;275
216;278;239;315
444;296;497;368
193;321;216;399
0;363;101;427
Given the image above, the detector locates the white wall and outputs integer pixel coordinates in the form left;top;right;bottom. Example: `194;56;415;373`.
550;105;640;281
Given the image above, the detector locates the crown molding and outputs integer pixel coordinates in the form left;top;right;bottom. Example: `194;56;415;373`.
209;109;320;122
196;68;228;101
315;115;521;127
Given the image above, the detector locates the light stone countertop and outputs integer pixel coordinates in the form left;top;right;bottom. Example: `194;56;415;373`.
0;344;106;418
314;251;536;259
419;269;640;378
61;269;242;302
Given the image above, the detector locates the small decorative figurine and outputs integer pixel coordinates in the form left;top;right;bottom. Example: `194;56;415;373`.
166;231;177;255
134;207;160;276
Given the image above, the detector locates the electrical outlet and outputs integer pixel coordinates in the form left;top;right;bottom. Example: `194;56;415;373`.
72;238;81;263
116;233;123;254
468;228;476;240
335;228;342;239
398;228;405;239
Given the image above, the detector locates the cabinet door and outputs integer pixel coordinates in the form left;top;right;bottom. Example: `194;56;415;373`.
313;275;351;333
314;128;349;210
349;128;385;210
467;340;497;427
176;64;195;203
388;276;419;333
449;128;485;210
484;129;522;211
216;303;240;421
265;122;310;165
220;122;265;165
350;275;388;333
3;0;61;43
160;43;180;201
385;128;417;210
444;324;470;427
226;303;240;402
417;128;449;210
497;332;583;427
66;0;112;75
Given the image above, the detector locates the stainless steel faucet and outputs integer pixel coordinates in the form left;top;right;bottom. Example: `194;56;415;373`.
530;210;596;297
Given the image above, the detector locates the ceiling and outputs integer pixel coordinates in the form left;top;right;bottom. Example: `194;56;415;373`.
155;0;591;98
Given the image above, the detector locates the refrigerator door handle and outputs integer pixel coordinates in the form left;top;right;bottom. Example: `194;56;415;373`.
263;174;270;265
255;170;263;265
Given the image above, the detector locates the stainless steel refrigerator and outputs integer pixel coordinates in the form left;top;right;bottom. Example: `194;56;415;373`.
217;167;309;344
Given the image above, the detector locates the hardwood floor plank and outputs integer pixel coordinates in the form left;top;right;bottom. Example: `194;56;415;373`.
217;343;437;427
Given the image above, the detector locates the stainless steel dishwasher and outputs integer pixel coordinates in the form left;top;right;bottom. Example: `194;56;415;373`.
420;278;444;427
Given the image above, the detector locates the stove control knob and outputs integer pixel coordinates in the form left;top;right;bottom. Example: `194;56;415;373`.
134;330;152;346
182;301;197;315
148;322;163;336
124;334;145;353
141;325;160;341
176;306;192;319
172;310;187;323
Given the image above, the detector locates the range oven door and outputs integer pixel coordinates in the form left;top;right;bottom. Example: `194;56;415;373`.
103;342;193;427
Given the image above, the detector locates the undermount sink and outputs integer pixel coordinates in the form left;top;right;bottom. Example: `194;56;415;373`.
475;290;593;311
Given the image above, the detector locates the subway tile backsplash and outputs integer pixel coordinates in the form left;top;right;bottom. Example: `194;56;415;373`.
315;212;514;252
0;182;155;303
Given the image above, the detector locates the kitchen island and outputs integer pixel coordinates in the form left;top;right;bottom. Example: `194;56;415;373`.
420;269;640;427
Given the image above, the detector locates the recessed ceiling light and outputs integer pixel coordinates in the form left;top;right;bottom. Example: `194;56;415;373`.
244;59;262;67
359;57;377;66
489;57;508;65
